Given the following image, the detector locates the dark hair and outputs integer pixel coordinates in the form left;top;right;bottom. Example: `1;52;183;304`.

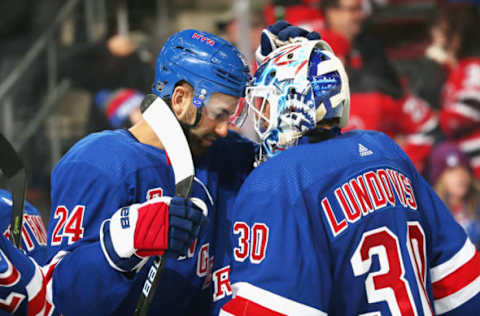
320;0;341;14
441;3;480;58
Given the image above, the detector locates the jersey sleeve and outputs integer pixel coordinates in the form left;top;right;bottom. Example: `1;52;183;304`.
414;175;480;314
46;160;137;315
440;61;480;138
0;234;49;315
213;166;330;316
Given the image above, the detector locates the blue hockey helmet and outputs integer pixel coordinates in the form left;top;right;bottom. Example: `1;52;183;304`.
153;29;251;111
246;40;350;162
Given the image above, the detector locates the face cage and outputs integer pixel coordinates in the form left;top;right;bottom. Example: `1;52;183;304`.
229;97;248;128
245;85;280;141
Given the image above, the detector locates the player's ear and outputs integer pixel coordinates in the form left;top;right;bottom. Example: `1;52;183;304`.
171;84;195;123
172;84;194;113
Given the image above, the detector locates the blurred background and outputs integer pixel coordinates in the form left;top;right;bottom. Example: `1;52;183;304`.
1;0;479;247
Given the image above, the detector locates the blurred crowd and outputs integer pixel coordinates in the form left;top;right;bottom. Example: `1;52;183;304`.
1;0;480;247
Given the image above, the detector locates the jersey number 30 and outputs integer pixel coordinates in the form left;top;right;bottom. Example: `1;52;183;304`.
233;222;269;264
351;222;433;316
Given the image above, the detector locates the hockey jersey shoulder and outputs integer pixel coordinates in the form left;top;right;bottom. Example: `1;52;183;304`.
270;130;413;180
51;130;176;204
54;130;171;178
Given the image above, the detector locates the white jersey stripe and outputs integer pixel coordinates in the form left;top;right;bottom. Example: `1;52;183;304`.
25;260;44;302
434;273;480;314
450;103;480;121
458;138;480;153
41;250;69;305
231;282;327;316
430;239;476;283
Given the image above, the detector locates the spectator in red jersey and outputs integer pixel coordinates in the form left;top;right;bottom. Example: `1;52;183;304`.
320;29;351;63
319;0;441;174
263;0;324;31
428;142;480;248
320;0;365;43
437;2;480;181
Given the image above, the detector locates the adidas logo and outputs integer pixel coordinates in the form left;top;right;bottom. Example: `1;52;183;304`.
358;144;373;157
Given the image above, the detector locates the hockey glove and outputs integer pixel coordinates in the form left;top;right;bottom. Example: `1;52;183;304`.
255;20;321;65
0;234;48;315
100;196;207;272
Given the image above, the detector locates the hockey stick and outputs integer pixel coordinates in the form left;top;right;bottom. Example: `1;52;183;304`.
0;134;27;248
134;96;196;316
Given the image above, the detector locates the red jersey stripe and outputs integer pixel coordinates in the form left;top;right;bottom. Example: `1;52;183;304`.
433;250;480;299
222;296;287;316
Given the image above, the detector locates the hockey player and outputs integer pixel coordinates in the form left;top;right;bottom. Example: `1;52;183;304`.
43;29;256;315
0;189;51;315
212;40;480;315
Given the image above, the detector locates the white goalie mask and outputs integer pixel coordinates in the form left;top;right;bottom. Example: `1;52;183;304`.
245;40;350;163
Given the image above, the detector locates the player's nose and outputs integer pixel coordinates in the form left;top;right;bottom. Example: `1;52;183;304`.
215;121;229;138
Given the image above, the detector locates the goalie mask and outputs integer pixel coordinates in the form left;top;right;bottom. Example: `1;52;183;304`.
245;40;350;163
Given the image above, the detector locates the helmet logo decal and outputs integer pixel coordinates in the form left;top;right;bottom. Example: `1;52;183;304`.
192;33;215;46
193;96;202;107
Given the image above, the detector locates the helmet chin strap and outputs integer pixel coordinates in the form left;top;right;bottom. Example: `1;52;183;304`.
180;103;203;130
181;94;208;130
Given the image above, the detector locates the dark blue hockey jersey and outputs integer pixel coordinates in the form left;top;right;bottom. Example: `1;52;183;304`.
45;129;254;315
213;130;480;316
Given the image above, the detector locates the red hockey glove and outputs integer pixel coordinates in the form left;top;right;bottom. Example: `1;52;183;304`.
100;196;207;272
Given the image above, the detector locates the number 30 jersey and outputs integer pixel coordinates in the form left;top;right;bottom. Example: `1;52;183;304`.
212;130;480;316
